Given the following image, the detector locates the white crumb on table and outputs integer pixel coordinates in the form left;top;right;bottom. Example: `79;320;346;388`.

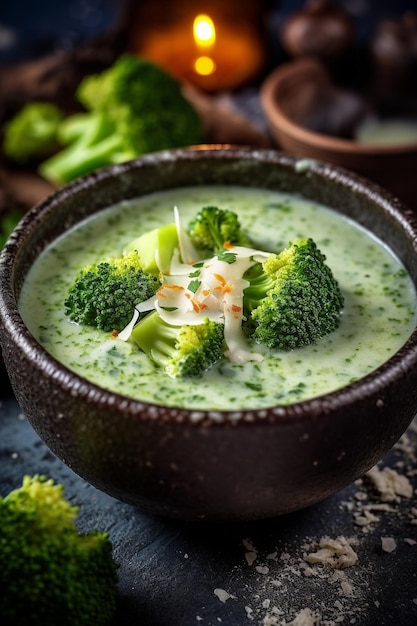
304;536;358;569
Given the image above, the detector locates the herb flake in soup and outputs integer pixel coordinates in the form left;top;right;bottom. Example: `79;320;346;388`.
18;185;417;411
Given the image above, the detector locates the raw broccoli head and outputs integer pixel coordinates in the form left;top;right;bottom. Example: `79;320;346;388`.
77;53;204;155
39;55;204;185
243;238;344;350
65;250;160;332
131;310;224;378
187;205;252;254
0;475;118;626
3;102;64;165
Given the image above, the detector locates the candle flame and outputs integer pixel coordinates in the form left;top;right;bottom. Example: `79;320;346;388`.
193;14;216;47
193;14;216;77
194;56;216;76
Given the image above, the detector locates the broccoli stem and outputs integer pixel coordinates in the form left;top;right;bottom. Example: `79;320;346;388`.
132;311;179;368
39;111;132;185
125;222;179;275
242;263;275;314
40;132;129;185
58;113;97;145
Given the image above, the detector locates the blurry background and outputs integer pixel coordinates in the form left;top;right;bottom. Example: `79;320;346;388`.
0;0;416;221
1;0;416;66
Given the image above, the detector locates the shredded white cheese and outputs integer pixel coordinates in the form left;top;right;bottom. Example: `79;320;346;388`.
155;244;270;363
119;208;273;363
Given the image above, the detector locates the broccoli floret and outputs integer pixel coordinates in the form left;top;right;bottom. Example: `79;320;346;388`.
187;205;252;254
131;310;224;378
65;249;160;332
0;475;118;626
39;55;204;185
243;238;344;350
3;102;64;165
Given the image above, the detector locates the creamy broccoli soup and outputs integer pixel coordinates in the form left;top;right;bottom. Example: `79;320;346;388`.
19;185;417;411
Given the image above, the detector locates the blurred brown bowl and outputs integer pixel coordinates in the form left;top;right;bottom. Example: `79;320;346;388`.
261;58;417;209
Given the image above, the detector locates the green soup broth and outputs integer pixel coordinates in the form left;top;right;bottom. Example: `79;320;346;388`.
18;185;417;411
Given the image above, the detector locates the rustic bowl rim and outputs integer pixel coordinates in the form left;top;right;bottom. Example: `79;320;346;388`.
260;57;417;156
2;145;417;427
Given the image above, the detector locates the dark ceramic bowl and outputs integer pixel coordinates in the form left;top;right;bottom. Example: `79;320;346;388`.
1;146;417;522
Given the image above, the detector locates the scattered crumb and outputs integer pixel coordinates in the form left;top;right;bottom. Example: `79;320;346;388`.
244;537;258;566
395;431;417;466
285;607;318;625
340;461;416;535
366;466;413;501
214;589;232;603
409;508;417;525
340;579;354;596
236;533;365;625
304;536;358;569
245;606;254;620
353;508;380;527
256;565;270;575
381;537;397;553
207;424;417;625
246;551;258;566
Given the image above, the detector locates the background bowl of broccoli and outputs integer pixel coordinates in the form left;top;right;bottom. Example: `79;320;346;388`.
1;145;417;522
